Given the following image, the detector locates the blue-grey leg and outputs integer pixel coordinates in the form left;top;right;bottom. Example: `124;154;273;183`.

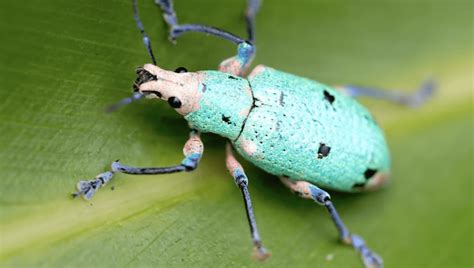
334;79;437;108
73;131;203;200
245;0;261;43
280;178;383;268
156;0;245;44
226;144;270;261
155;0;257;76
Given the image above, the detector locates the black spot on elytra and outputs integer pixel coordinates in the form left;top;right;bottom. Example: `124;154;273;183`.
279;92;285;106
201;83;207;92
228;75;238;80
323;90;335;104
275;120;281;131
364;168;378;179
222;115;232;124
317;143;331;159
364;114;378;126
352;182;366;189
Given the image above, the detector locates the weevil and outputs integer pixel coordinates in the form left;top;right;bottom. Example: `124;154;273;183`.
72;0;436;267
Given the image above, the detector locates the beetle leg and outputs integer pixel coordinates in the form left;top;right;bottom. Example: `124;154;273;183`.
280;177;383;268
226;143;270;261
244;0;261;44
155;0;244;44
155;0;258;76
72;131;203;200
218;42;256;76
333;78;436;108
218;0;260;75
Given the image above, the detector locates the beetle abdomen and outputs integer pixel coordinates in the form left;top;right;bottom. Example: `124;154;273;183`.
233;66;390;192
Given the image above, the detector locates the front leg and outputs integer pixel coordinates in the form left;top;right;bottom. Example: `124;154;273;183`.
226;143;270;260
72;131;203;200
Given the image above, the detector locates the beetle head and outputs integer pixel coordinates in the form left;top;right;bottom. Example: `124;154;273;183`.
132;64;203;116
107;64;253;140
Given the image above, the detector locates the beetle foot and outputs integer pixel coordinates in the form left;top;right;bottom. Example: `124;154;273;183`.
361;251;383;268
252;245;271;261
72;171;114;200
351;234;383;268
403;78;437;108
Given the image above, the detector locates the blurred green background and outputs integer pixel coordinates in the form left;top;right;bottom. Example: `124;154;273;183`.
0;0;472;267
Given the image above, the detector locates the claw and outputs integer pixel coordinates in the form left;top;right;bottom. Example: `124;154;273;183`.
72;171;114;201
72;180;95;200
405;78;437;108
351;234;383;268
361;251;383;268
252;245;271;261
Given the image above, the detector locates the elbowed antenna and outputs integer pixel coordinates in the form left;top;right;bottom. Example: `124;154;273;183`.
105;92;144;113
105;0;158;113
133;0;157;65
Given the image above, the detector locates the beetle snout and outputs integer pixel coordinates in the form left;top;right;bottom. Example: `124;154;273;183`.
133;67;158;92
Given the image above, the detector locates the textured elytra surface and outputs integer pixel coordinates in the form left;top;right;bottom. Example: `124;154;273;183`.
0;0;472;267
233;66;390;192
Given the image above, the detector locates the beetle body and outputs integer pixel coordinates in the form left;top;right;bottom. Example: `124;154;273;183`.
72;2;436;266
185;65;390;192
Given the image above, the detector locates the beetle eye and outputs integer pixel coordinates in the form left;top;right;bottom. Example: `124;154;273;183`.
168;97;182;108
174;67;188;73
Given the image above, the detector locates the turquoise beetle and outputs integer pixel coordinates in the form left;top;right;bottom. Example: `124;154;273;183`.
73;1;435;267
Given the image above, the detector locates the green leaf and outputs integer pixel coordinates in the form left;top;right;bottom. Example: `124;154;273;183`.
0;0;471;267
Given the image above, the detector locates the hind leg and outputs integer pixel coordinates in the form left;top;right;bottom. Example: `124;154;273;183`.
334;79;436;108
280;177;383;268
156;0;260;76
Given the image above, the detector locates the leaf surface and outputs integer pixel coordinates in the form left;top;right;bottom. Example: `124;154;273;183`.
0;0;472;267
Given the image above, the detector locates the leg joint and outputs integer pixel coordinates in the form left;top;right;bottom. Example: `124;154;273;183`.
235;174;248;188
308;185;331;205
181;153;201;171
237;41;255;58
233;169;249;188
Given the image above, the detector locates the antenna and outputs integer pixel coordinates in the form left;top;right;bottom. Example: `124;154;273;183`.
105;92;144;113
132;0;157;65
